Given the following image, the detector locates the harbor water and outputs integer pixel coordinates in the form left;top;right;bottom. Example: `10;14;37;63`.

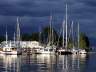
0;53;96;72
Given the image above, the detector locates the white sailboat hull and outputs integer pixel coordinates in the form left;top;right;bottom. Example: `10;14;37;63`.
57;48;72;55
39;51;55;54
71;49;87;54
71;49;79;54
79;49;87;54
0;50;22;55
35;48;55;54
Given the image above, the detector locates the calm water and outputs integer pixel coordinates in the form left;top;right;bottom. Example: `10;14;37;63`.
0;53;96;72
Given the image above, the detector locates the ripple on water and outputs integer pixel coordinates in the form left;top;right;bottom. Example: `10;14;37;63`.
0;54;96;72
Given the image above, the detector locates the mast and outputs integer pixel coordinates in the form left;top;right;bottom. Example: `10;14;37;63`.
65;4;68;49
16;17;21;48
49;15;52;45
5;24;8;45
9;40;11;48
71;21;74;48
39;27;41;43
6;30;8;45
62;20;65;47
14;32;15;44
78;22;80;49
16;17;20;42
52;28;54;45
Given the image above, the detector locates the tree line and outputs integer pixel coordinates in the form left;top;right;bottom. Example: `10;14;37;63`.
0;26;90;51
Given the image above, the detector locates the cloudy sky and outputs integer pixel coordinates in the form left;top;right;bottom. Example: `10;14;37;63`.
0;0;96;39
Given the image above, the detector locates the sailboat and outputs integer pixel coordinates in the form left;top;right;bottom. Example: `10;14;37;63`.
71;22;87;54
71;21;78;54
77;23;87;54
79;49;87;54
15;17;22;55
0;17;22;55
0;30;19;55
35;16;55;54
57;20;66;54
57;4;72;55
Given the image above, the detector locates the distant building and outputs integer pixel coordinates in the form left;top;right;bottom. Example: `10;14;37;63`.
0;41;44;48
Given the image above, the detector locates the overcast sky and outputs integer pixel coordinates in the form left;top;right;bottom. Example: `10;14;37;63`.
0;0;96;39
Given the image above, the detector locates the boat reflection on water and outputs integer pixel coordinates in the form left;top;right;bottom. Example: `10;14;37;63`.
33;54;86;72
56;54;87;72
31;54;87;72
35;54;56;64
0;54;21;72
34;54;56;72
0;53;87;72
57;55;71;72
71;54;87;72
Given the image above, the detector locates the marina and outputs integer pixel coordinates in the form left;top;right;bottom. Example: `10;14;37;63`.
0;4;88;55
0;0;95;72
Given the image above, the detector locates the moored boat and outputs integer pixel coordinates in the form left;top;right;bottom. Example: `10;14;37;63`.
78;49;87;54
0;17;22;55
71;48;79;54
34;45;55;54
57;48;72;55
0;41;22;55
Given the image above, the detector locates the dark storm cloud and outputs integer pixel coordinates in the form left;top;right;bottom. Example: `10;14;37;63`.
0;0;95;17
0;0;96;39
77;0;96;7
0;0;66;16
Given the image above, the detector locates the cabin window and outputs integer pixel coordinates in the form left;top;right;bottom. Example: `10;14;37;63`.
44;49;48;51
49;49;53;51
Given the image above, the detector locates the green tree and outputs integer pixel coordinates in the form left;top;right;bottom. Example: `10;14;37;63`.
0;36;5;43
79;33;90;51
31;32;39;41
21;34;31;41
68;37;73;48
41;26;58;45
